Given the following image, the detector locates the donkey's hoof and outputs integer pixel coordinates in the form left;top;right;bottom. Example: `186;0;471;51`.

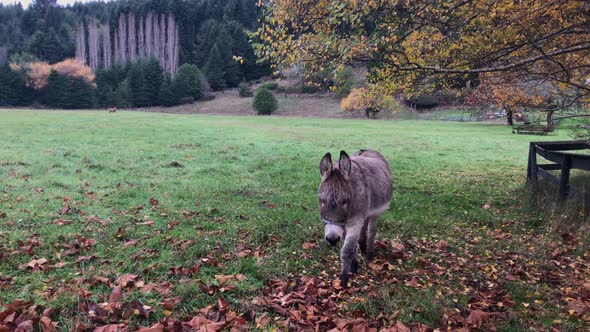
339;274;350;288
351;260;359;274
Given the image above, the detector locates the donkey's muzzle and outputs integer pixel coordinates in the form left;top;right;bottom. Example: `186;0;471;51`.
325;235;340;247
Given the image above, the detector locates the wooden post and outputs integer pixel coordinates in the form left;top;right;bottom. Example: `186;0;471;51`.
559;155;572;203
528;143;538;191
584;184;590;219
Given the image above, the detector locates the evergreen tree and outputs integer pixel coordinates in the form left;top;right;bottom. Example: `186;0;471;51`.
58;76;94;109
128;61;150;107
159;76;178;107
204;44;226;91
114;79;132;108
143;57;163;106
174;63;204;100
45;69;65;108
29;28;64;63
252;88;278;115
0;65;24;106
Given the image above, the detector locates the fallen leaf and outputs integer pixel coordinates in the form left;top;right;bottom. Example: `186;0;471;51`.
465;310;490;328
138;324;164;332
93;324;126;332
302;242;317;250
40;317;57;332
435;239;448;250
109;286;123;310
15;320;33;332
19;258;48;270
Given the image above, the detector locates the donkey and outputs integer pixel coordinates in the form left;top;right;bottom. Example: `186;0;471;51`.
318;150;393;286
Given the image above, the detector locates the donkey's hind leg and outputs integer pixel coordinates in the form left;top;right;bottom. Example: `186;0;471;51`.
358;222;368;256
365;216;379;261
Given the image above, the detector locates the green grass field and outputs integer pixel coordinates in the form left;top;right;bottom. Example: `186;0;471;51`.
0;110;588;331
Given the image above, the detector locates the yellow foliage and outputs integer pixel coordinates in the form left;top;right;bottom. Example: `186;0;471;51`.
341;88;401;114
341;88;372;112
12;58;96;90
255;0;590;100
25;62;52;90
52;59;96;86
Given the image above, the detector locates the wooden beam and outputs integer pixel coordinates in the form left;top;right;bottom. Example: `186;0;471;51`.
559;155;572;203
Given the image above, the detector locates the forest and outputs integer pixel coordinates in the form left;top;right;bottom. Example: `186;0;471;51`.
0;0;270;109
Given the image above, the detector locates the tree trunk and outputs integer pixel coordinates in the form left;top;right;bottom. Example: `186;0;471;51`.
102;24;112;69
87;18;100;71
507;110;513;126
0;46;7;65
75;21;87;64
128;13;136;63
547;110;555;128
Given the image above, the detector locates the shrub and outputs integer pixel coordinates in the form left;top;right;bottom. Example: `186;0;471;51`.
260;82;279;90
238;82;253;97
252;88;278;115
341;88;372;112
341;88;402;118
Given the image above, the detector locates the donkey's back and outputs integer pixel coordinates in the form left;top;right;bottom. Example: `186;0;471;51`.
351;149;393;217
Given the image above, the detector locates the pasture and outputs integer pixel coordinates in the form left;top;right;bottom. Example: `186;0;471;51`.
0;110;587;331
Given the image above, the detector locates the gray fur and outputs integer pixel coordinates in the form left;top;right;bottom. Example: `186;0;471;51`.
318;149;393;286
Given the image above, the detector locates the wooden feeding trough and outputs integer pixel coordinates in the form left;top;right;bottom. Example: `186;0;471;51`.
527;140;590;214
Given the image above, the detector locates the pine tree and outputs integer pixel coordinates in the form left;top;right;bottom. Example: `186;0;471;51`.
60;76;95;109
159;76;177;107
252;88;278;115
128;61;150;107
69;77;95;109
143;57;163;106
45;69;65;108
29;28;64;63
114;79;132;108
214;25;242;87
0;65;23;106
174;63;204;100
204;44;226;91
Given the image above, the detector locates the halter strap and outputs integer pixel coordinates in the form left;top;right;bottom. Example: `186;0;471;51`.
322;219;346;227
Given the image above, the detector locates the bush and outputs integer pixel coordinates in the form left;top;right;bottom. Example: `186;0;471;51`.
341;88;402;118
341;88;372;112
238;82;253;97
252;88;278;115
260;82;279;90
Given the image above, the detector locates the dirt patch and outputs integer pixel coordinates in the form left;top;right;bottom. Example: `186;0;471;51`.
131;90;367;119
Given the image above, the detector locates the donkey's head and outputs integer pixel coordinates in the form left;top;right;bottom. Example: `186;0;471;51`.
318;151;352;246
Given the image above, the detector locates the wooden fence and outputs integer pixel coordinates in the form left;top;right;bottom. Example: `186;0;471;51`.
527;140;590;215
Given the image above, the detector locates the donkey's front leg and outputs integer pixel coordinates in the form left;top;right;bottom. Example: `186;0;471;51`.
340;222;362;287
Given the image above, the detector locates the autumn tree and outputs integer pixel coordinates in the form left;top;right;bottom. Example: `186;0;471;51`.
255;0;590;109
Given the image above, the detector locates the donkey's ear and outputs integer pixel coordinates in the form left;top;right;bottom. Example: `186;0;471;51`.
339;151;351;176
320;152;332;176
